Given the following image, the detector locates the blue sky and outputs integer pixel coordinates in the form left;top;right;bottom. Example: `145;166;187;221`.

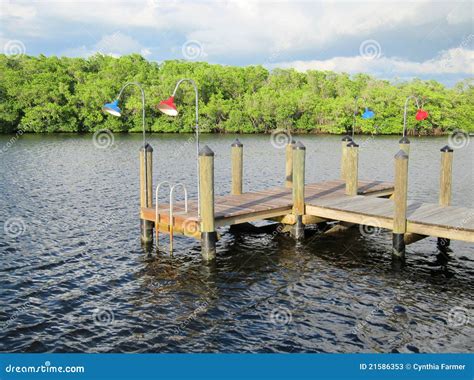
1;0;472;85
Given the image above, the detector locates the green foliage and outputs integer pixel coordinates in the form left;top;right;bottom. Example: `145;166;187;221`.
0;54;472;134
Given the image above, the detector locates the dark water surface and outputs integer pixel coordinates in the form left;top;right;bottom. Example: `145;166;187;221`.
0;133;473;353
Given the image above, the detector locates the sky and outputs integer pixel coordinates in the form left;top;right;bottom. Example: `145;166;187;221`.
0;0;473;85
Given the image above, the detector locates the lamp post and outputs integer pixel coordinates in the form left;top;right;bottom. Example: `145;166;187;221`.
157;78;201;217
103;82;153;246
103;82;147;148
351;96;375;141
400;95;429;154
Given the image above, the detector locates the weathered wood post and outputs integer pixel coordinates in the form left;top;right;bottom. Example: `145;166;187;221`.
140;143;153;246
345;141;359;196
231;139;243;195
399;136;410;155
292;141;306;239
438;145;454;251
340;135;352;180
199;145;217;261
392;150;409;267
285;140;295;188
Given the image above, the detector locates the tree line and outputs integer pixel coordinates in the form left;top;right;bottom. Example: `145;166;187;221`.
0;54;472;134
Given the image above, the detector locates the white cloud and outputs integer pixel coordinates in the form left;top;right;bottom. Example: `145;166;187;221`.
1;0;472;83
271;47;474;76
2;0;472;58
60;32;151;57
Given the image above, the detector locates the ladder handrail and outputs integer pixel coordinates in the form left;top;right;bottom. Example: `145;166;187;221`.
155;181;172;224
169;183;188;222
169;183;188;253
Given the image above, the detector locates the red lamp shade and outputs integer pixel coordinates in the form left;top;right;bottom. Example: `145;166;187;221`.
415;109;428;121
157;96;178;116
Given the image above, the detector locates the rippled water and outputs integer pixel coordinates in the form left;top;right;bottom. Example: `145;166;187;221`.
0;133;473;353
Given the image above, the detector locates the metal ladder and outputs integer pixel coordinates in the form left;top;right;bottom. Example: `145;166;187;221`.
155;181;188;253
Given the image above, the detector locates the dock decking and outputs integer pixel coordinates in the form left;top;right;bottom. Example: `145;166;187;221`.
141;178;474;243
306;195;474;243
141;179;394;238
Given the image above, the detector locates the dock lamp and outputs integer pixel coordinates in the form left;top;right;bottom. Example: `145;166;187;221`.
401;95;429;150
102;81;147;148
103;82;153;244
352;97;375;140
157;78;201;217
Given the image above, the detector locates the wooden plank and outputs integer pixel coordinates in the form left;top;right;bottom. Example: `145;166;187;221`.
305;204;393;229
215;206;292;227
407;221;474;242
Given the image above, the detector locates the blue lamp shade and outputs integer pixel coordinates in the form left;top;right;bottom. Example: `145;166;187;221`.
102;100;121;117
362;107;375;119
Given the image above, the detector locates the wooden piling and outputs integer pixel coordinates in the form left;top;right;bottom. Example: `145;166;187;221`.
285;140;296;188
345;141;359;196
140;144;153;246
199;145;217;261
438;145;454;251
399;136;410;156
392;150;409;266
231;139;243;195
340;135;352;180
292;141;306;239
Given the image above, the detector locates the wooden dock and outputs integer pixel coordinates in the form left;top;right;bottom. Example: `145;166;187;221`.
137;138;474;267
141;179;395;238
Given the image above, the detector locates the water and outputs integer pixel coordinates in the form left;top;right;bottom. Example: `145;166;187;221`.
0;133;473;353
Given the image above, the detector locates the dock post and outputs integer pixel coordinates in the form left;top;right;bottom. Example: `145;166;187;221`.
231;139;243;195
285;140;295;188
199;145;217;261
392;150;409;267
399;136;410;155
140;144;154;247
340;135;352;180
292;141;306;240
345;141;359;196
438;145;454;251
